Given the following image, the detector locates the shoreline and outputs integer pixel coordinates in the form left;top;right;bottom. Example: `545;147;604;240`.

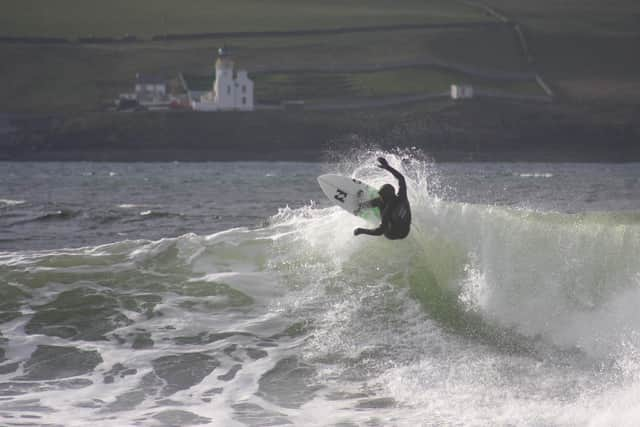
2;100;639;163
5;150;638;163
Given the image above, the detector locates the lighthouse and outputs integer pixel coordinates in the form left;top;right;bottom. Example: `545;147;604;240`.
213;47;235;109
192;47;254;111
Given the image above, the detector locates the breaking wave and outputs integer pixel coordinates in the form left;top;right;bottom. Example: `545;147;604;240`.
2;152;640;425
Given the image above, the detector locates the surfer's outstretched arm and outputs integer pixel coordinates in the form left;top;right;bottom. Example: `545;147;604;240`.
377;157;406;198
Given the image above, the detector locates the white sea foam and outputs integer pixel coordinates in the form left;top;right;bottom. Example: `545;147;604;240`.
262;151;640;426
519;172;554;178
2;154;640;426
0;198;25;206
117;203;146;209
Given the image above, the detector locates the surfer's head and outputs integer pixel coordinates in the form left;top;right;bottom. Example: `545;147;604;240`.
379;184;396;202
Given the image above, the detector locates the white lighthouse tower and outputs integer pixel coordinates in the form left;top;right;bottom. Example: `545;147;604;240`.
192;47;254;111
213;47;235;109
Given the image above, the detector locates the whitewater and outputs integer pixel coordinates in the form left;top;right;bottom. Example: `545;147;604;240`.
1;155;640;426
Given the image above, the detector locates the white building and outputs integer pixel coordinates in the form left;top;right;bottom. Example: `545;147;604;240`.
451;84;474;100
135;74;167;98
117;74;171;110
192;48;254;111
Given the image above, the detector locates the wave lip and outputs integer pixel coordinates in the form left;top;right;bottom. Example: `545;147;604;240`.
517;172;554;178
117;203;149;209
266;151;640;362
0;199;26;207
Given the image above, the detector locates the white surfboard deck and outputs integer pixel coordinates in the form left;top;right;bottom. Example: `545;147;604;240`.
317;174;381;223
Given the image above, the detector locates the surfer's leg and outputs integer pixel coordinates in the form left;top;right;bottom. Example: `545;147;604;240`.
354;226;384;236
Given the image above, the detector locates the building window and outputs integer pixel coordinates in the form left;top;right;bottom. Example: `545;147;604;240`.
227;86;231;95
242;97;246;105
242;85;246;94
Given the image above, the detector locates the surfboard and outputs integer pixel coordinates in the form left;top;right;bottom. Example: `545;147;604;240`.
317;174;381;223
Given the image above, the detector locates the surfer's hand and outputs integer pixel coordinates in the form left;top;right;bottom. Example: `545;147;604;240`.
353;228;362;236
377;157;389;169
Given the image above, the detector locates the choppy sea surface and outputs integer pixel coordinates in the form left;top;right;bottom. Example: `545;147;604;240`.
1;155;640;426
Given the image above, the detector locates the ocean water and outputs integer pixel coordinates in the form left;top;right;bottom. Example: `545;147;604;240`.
1;154;640;426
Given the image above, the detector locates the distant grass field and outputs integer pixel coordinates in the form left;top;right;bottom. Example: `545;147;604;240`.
0;0;491;38
227;26;526;72
347;69;541;97
484;0;640;102
1;0;636;112
485;0;639;34
187;68;542;105
0;24;530;113
256;69;542;103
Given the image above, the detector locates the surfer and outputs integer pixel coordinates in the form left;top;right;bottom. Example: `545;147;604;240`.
354;157;411;240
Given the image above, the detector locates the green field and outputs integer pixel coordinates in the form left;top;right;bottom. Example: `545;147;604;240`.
1;0;637;112
0;24;532;113
249;69;542;103
348;69;541;97
0;0;490;38
484;0;639;34
225;25;527;72
477;0;640;102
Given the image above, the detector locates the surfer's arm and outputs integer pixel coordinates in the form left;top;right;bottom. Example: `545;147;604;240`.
354;197;383;216
360;198;384;209
354;207;389;236
377;158;407;198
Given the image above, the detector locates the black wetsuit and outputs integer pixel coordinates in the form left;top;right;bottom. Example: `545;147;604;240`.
355;163;411;240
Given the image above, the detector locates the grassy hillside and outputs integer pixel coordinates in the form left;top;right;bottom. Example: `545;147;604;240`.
1;0;637;113
251;69;541;103
0;25;532;113
485;0;639;34
0;0;489;38
183;68;541;105
483;0;640;103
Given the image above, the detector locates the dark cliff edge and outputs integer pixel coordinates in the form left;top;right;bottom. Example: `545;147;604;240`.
1;100;639;162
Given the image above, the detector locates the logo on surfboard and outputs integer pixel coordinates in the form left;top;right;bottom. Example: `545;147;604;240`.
334;189;347;203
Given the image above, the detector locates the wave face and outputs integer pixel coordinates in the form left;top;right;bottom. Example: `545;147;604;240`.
1;157;640;426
